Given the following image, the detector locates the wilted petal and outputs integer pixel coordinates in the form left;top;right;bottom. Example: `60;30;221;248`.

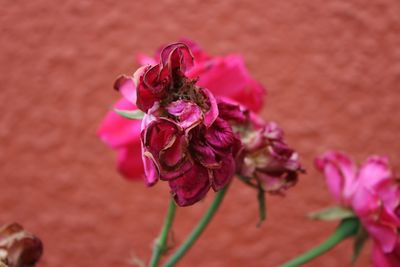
315;151;357;205
142;150;159;186
0;223;43;267
205;118;235;149
217;98;249;124
169;164;211;206
212;155;235;191
158;135;193;181
166;100;203;130
143;119;180;153
201;88;219;128
257;171;298;194
179;39;210;63
160;43;194;73
191;141;219;169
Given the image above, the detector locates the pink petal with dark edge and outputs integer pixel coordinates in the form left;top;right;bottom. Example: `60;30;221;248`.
142;150;159;186
201;88;219;128
166;100;203;130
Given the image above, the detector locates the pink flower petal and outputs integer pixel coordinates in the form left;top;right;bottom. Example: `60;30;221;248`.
365;222;398;253
358;156;392;191
315;151;357;205
97;98;142;148
188;55;265;112
166;100;203;130
372;243;400;267
114;75;137;104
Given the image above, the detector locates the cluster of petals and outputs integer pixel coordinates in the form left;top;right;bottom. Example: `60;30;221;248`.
97;40;265;182
316;151;400;266
101;41;269;206
217;99;303;193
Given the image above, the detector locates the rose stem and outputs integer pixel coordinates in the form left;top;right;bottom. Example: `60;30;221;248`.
163;186;229;267
280;218;359;267
149;197;177;267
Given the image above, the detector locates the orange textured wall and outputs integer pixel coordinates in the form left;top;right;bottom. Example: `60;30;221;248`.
1;0;400;266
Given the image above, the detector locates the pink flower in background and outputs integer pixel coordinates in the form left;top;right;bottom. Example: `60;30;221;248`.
316;152;400;267
97;40;266;181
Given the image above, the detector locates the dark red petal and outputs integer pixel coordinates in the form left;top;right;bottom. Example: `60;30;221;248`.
212;154;235;191
191;141;220;169
205;118;235;149
179;39;211;63
143;119;180;153
169;164;211;206
217;98;249;124
160;43;194;72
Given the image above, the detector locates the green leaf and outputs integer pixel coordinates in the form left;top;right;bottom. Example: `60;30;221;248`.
308;206;356;221
256;180;266;227
114;108;145;120
352;225;369;266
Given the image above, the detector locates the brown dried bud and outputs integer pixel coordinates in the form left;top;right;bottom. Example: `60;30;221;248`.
0;223;43;267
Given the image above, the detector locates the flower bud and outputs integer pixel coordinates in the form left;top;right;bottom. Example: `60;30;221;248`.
0;223;43;267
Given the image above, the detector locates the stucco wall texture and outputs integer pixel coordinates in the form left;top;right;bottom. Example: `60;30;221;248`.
1;0;400;266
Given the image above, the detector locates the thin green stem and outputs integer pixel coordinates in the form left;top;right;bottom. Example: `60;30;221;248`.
281;218;360;267
163;186;229;267
149;197;177;267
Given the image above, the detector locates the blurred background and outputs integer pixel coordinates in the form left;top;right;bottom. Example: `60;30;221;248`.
1;0;400;266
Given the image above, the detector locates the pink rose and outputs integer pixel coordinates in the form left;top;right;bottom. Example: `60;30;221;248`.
316;152;400;266
97;40;266;181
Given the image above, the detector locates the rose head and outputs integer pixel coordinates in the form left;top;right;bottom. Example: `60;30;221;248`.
97;40;266;181
0;223;43;267
316;152;400;266
107;43;241;206
218;99;303;194
141;114;239;206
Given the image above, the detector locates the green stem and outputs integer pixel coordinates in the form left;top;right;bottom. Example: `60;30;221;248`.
281;218;360;267
163;186;229;267
149;197;177;267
